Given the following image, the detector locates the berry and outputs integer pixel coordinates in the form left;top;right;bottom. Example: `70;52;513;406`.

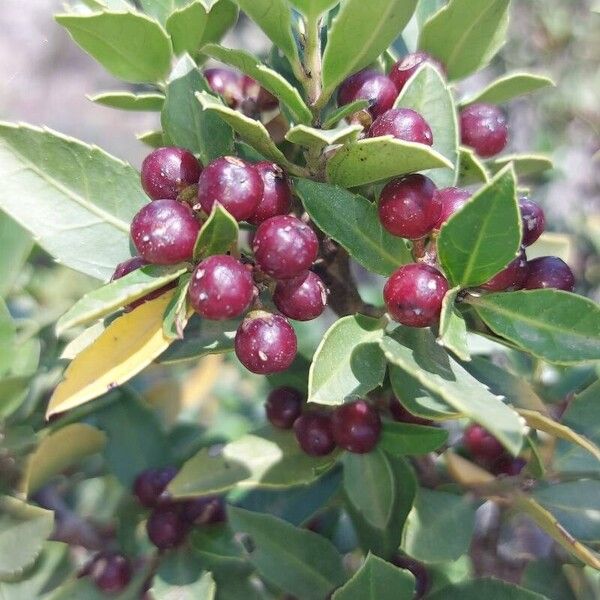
389;51;445;92
266;386;304;429
481;247;528;292
141;147;202;201
434;187;472;229
197;156;264;222
384;264;449;328
204;68;243;107
337;70;399;119
181;496;226;525
235;311;297;374
368;108;433;146
492;456;527;477
331;400;381;454
188;255;255;320
253;215;319;279
463;424;504;463
131;199;200;265
389;398;433;426
133;466;178;508
378;174;440;239
146;506;188;549
89;553;132;594
519;197;546;247
241;75;279;111
273;271;328;321
460;103;508;158
293;411;336;456
248;162;292;225
523;256;575;291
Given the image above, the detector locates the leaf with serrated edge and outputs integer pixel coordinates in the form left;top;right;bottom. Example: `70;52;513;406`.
89;91;165;111
438;287;470;361
286;124;362;149
456;146;490;185
380;422;448;456
193;203;239;260
461;72;555;106
490;154;553;177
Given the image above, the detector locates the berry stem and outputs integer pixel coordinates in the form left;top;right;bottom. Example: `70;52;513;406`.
302;16;324;118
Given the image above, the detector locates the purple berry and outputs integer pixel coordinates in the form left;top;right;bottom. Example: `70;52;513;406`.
188;255;255;320
389;51;445;92
337;70;399;119
331;400;381;454
481;247;528;292
131;199;200;265
141;147;202;201
253;215;319;279
235;311;297;374
384;264;449;328
368;108;433;146
273;271;328;321
389;398;433;426
241;75;279;111
197;156;264;222
519;197;546;247
204;68;243;107
146;506;188;549
523;256;575;291
293;411;336;456
266;387;304;429
463;424;504;463
89;553;132;594
434;187;472;229
492;455;527;477
133;466;178;508
181;496;226;525
248;162;292;225
378;174;440;239
460;103;508;158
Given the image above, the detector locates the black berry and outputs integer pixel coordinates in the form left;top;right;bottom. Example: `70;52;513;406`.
146;506;188;550
88;553;132;594
293;411;336;456
181;496;226;525
266;386;303;429
523;256;575;291
133;466;178;508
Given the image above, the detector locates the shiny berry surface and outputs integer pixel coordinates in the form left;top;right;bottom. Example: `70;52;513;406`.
131;199;200;265
248;162;292;225
197;156;263;222
273;271;328;321
337;70;399;119
384;263;449;328
481;247;528;292
523;256;575;291
519;197;546;247
235;312;297;374
378;174;440;239
204;68;243;107
368;108;433;145
89;553;132;594
389;51;445;92
146;506;188;549
181;496;226;525
463;424;504;463
133;466;178;508
331;400;381;454
460;103;508;158
253;215;319;279
434;187;472;229
389;398;433;426
266;386;304;429
293;411;336;456
188;255;255;320
141;147;202;201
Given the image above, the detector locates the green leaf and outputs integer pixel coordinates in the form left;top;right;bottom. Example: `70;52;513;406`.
139;0;188;24
288;0;339;19
380;421;448;456
286;124;362;149
194;203;239;260
490;154;554;178
168;427;337;497
137;129;166;148
380;327;524;454
0;213;32;297
461;72;555;106
0;299;16;376
437;287;470;361
438;165;521;287
428;578;549;600
0;123;147;281
322;100;370;129
295;178;411;276
467;289;600;364
162;274;191;340
522;559;577;600
457;146;490;185
162;56;235;165
166;1;209;55
308;315;387;406
0;497;54;579
228;507;346;600
151;551;216;600
203;44;312;124
88;91;164;111
402;488;476;562
56;264;187;336
322;0;418;97
55;11;172;83
198;0;239;51
332;554;415;600
343;449;395;530
418;0;510;80
394;64;459;187
326;137;453;188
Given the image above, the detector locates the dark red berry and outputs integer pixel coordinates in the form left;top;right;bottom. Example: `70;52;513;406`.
368;108;433;146
389;51;445;92
188;255;255;320
519;197;546;247
460;103;508;158
197;156;264;222
337;70;399;119
378;174;440;239
463;424;504;463
523;256;575;291
331;400;381;454
133;466;178;508
131;199;200;265
89;553;132;594
253;215;319;279
235;311;297;374
273;271;328;321
293;411;336;456
241;75;279;111
389;398;433;426
434;187;472;229
384;264;449;328
266;386;303;429
491;455;526;476
204;68;243;107
181;496;226;525
141;147;202;202
481;247;528;292
146;506;188;549
248;162;292;225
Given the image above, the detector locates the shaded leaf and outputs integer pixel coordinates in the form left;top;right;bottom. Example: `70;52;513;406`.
0;213;33;297
437;287;470;361
162;275;191;340
322;100;370;129
152;551;216;600
428;578;549;600
193;203;238;260
380;421;448;456
490;154;553;178
457;146;490;185
88;91;164;111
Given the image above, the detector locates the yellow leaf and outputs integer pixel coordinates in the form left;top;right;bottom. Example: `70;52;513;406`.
46;291;179;418
21;423;106;496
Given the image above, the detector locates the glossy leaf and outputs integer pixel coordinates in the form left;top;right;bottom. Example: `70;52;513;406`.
162;275;191;339
0;213;32;297
438;287;470;361
457;146;490;185
295;178;411;276
194;203;239;260
322;100;370;129
428;578;549;600
438;166;521;287
490;154;554;178
88;91;164;111
379;421;448;456
285;124;362;149
461;72;555;106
